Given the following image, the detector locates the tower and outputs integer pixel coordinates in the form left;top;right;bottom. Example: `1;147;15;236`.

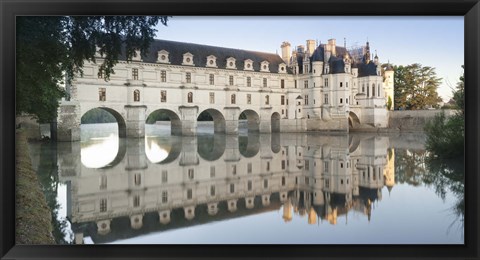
364;41;371;63
306;39;316;56
384;62;395;110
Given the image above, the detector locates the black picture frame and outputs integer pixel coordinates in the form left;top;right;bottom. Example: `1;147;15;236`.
1;0;479;259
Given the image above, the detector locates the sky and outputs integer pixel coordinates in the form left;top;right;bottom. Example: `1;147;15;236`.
154;16;464;102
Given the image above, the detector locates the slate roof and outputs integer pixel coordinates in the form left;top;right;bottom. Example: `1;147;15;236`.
357;61;378;77
127;39;292;74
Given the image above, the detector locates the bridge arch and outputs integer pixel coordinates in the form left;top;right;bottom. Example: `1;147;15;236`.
197;108;226;134
239;133;260;158
81;107;127;138
239;109;260;133
146;109;182;135
349;111;361;129
197;134;226;161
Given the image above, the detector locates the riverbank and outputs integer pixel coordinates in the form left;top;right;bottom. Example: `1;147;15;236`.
16;130;55;244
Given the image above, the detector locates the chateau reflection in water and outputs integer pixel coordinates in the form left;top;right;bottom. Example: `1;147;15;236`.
58;132;395;244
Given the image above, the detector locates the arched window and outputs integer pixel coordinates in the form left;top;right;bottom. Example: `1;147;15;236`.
134;89;140;102
367;83;370;97
378;85;381;97
187;92;193;103
362;84;365;93
231;94;236;104
372;84;375;97
265;95;270;105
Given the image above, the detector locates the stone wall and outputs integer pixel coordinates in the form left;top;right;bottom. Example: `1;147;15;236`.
387;109;458;132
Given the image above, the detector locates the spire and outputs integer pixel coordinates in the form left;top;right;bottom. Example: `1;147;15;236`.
344;37;346;49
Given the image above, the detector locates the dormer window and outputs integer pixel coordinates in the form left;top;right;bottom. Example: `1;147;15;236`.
206;55;217;68
132;50;142;61
226;57;236;69
157;50;170;63
278;63;287;74
260;61;270;72
182;52;194;66
244;59;254;71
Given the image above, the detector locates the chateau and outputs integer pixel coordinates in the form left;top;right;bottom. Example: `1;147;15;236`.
58;38;394;140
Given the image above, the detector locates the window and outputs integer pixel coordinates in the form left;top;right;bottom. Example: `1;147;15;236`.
325;78;328;87
209;74;214;85
247;180;252;191
325;179;330;189
378;85;381;97
186;72;191;83
229;75;234;86
346;82;349;88
132;68;139;80
304;95;309;105
231;94;236;104
294;80;297;88
230;183;235;193
346;98;349;104
305;159;309;170
247;94;251;104
247;163;252;173
304;80;308;88
324;161;329;173
340;163;344;168
162;191;168;203
134;173;141;186
362;84;365;93
98;69;104;79
210;166;215;178
99;175;107;190
161;70;166;82
367;83;370;96
161;90;167;102
134;89;140;102
162;170;168;183
99;88;106;101
209;92;215;104
281;95;285;105
340;98;343;104
247;77;251;87
324;94;328;104
263;179;268;189
281;79;285;88
372;84;375;97
187;189;193;199
187;92;193;103
210;186;216;196
188;168;194;179
100;199;107;212
266;161;270;171
281;160;286;169
263;78;267;87
265;95;270;105
282;176;286;186
232;165;237;175
133;195;140;207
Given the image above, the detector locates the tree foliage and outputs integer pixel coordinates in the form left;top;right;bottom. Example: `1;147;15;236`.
16;16;169;123
393;63;442;110
424;66;464;158
81;108;116;124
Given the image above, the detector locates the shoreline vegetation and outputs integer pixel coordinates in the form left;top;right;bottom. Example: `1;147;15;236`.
15;130;55;244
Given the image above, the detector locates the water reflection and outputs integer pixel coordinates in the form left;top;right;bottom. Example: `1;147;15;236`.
56;131;407;244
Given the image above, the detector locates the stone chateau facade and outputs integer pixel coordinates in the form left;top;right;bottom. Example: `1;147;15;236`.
57;38;394;141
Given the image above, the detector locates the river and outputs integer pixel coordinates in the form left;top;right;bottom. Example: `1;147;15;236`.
27;122;464;244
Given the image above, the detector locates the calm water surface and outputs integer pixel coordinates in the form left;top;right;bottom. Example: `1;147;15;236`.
28;123;464;244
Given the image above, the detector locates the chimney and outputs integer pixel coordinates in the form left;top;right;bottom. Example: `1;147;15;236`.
281;41;291;66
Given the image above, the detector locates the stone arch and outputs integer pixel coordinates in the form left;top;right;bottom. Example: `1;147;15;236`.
197;108;226;134
145;135;182;164
239;109;260;132
348;134;361;154
348;111;361;129
271;112;281;133
81;107;127;138
146;109;182;135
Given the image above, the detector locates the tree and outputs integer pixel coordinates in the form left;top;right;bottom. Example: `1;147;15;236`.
16;16;169;123
424;66;464;158
393;63;442;110
387;96;392;110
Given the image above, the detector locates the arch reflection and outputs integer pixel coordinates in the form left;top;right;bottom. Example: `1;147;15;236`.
60;132;396;244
